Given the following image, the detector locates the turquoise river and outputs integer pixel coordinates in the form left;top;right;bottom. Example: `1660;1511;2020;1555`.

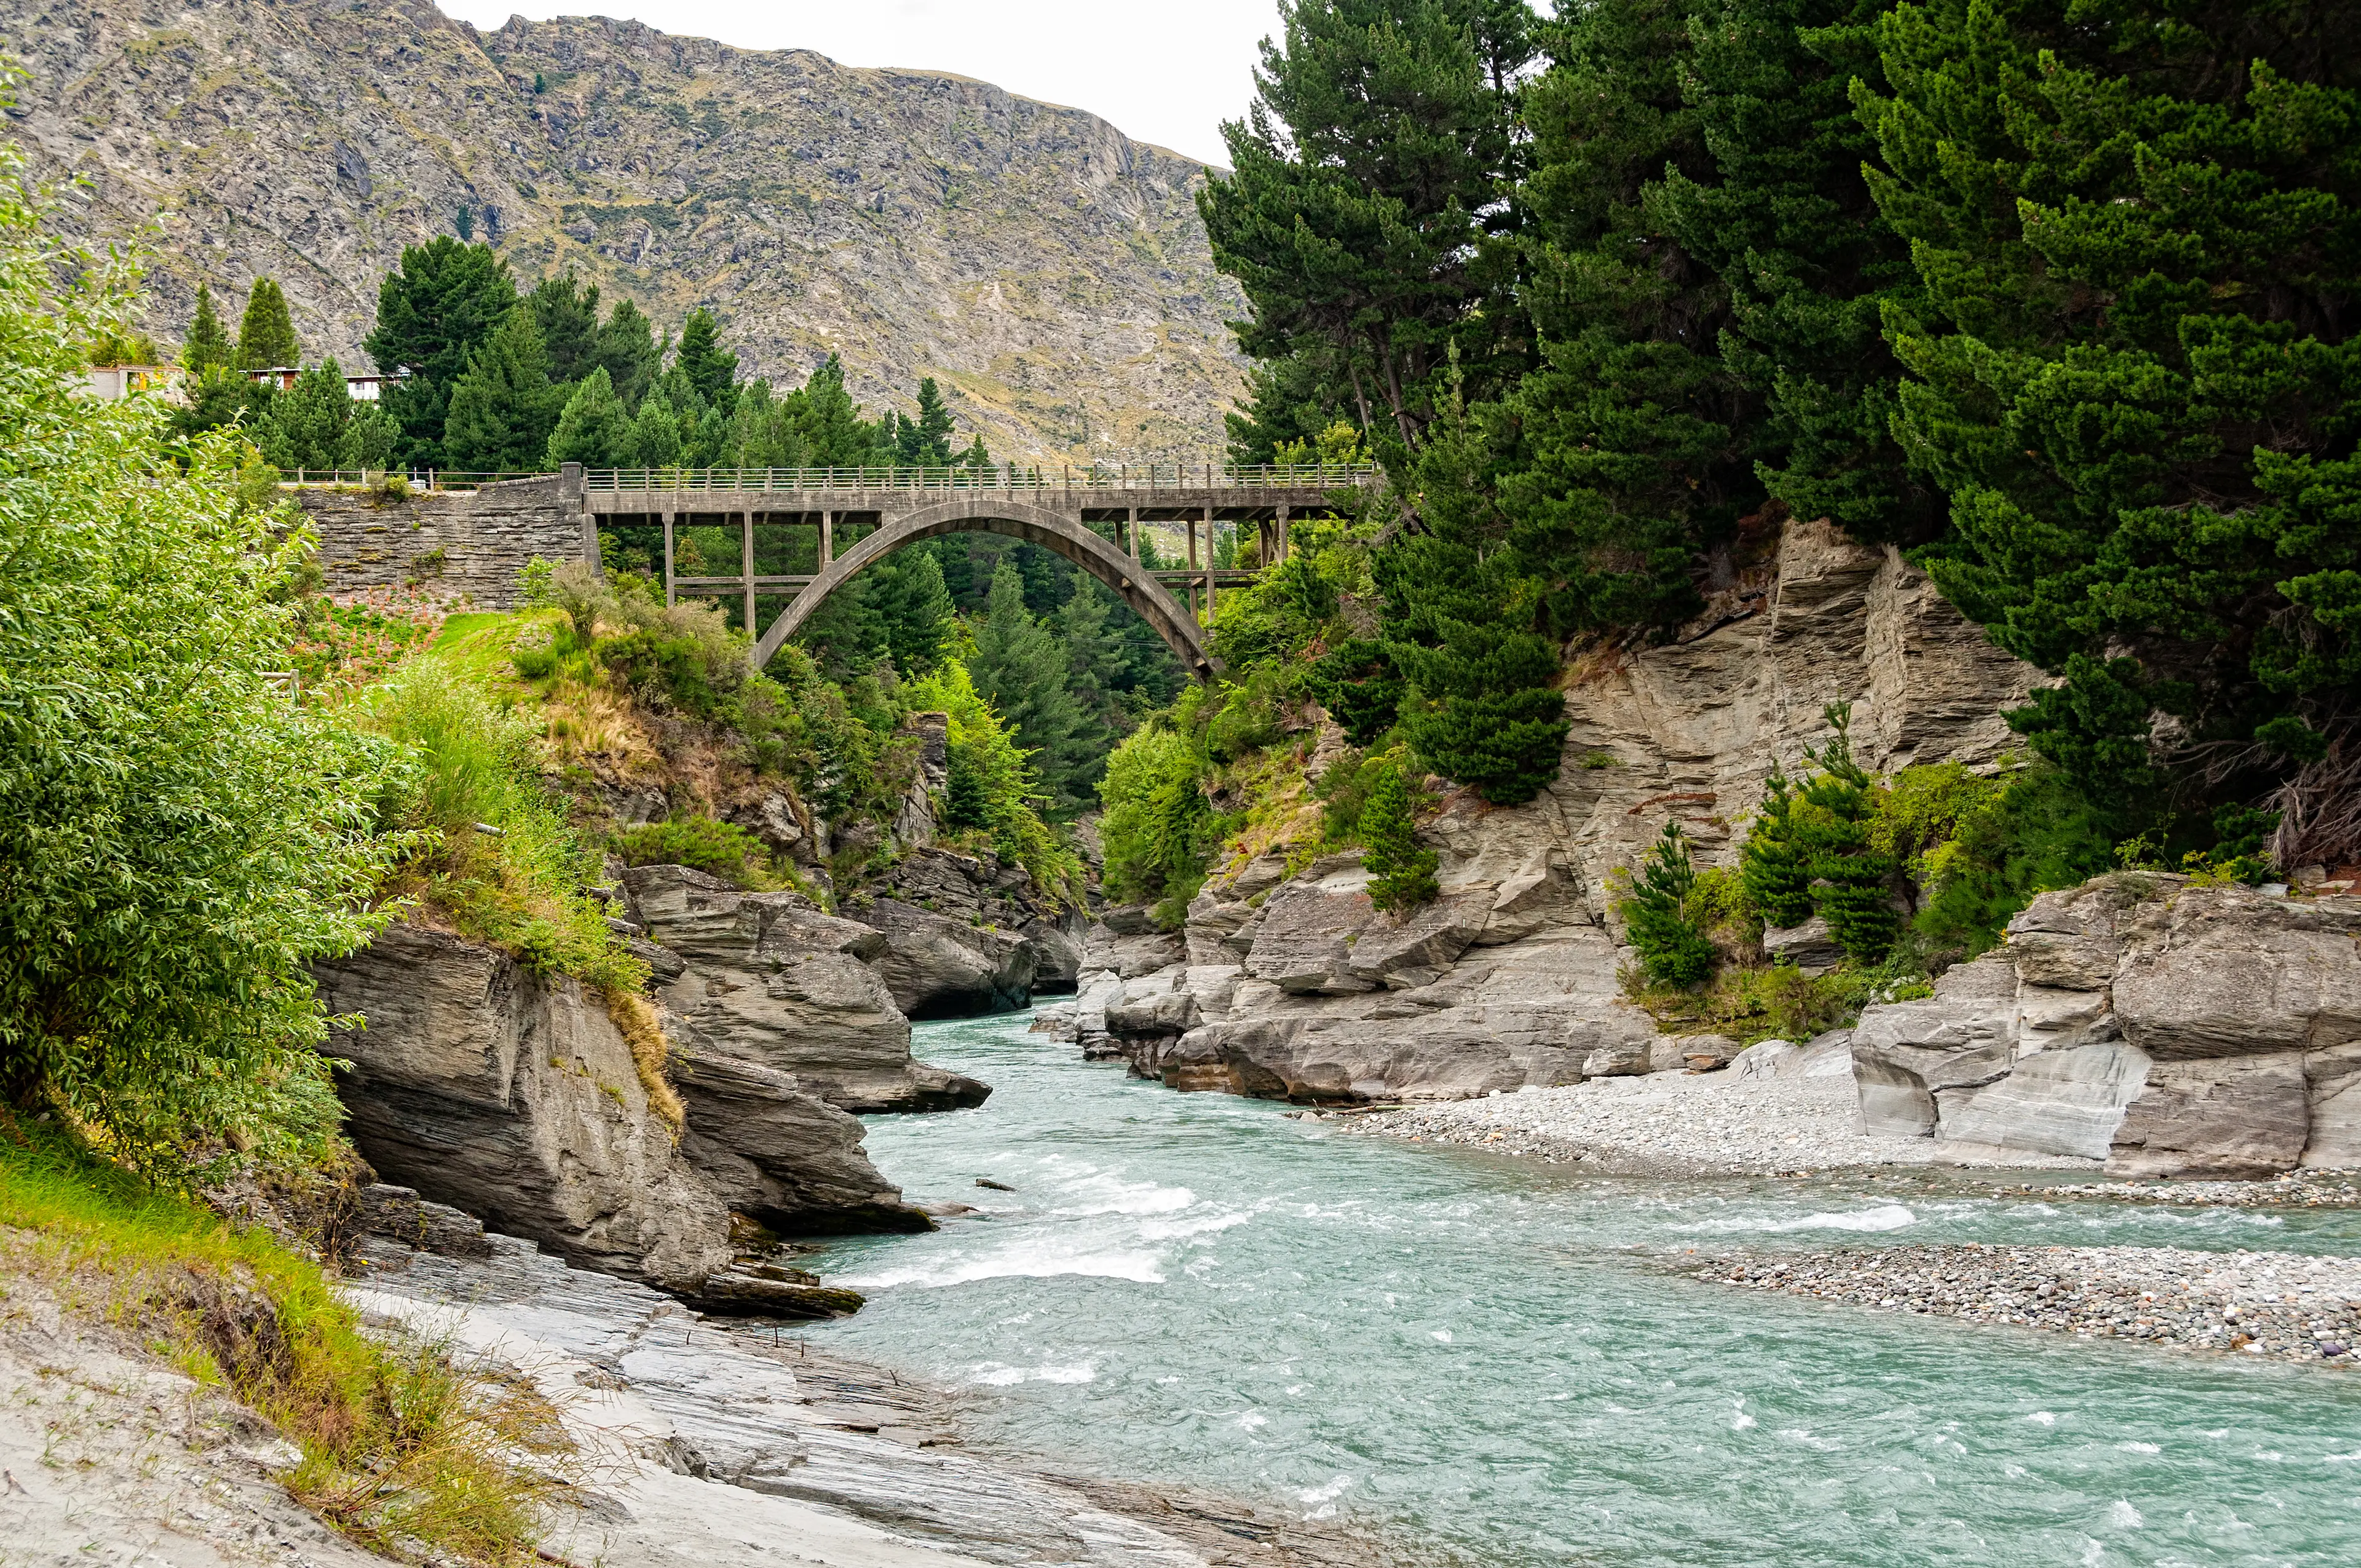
805;1012;2361;1567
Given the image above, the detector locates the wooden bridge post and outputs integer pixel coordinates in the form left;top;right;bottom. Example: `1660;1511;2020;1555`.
820;510;833;566
1203;502;1217;619
740;511;754;635
662;511;675;607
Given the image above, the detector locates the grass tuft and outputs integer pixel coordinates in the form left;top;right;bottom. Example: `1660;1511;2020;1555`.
0;1130;567;1564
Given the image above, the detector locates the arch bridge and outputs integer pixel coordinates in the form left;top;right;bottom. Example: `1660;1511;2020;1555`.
564;463;1379;679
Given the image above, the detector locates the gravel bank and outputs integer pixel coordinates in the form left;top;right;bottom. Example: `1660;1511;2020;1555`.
2001;1171;2361;1209
1333;1072;2092;1176
1675;1243;2361;1366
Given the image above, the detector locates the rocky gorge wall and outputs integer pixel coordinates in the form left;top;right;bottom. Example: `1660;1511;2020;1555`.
1850;877;2361;1176
1046;515;2043;1103
314;865;1002;1301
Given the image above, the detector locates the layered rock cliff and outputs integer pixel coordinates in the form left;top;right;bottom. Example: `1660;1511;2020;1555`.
1852;877;2361;1176
314;872;999;1298
1;0;1244;461
1051;516;2043;1101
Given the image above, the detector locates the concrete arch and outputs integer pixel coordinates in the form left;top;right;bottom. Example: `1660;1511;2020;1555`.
751;497;1219;678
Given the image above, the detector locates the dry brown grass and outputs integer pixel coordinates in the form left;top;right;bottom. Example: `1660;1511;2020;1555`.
601;988;686;1133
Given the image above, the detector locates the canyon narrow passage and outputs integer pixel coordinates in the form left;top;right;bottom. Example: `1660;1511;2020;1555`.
807;1013;2361;1568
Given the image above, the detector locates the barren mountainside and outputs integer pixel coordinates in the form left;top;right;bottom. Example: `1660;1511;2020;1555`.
1;0;1247;462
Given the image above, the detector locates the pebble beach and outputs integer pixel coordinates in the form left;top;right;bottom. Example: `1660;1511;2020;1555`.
1331;1069;2091;1177
1674;1243;2361;1366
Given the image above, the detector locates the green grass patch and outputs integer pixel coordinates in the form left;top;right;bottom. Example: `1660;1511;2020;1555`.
0;1128;566;1563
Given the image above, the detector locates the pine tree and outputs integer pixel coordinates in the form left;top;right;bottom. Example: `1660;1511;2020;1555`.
234;279;299;371
1619;822;1717;986
1797;704;1894;961
256;358;354;472
529;271;603;384
1740;764;1813;928
966;560;1091;815
789;355;888;468
1857;0;2361;862
1482;0;1758;639
442;308;564;473
1059;581;1128;721
364;237;518;468
545;366;630;468
181;283;232;376
870;549;956;675
1360;762;1439;914
894;378;956;465
1655;0;1939;545
593;298;662;410
719;380;808;468
619;385;682;469
674;307;738;412
1198;0;1536;454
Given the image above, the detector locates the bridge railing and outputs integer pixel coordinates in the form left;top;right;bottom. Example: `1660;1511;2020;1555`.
580;462;1381;494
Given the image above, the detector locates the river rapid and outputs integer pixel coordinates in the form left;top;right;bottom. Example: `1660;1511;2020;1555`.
804;1012;2361;1567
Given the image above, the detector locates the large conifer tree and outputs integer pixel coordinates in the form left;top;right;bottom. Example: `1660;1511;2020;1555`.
967;560;1093;815
364;237;518;469
442;307;563;473
1200;0;1536;455
233;279;299;371
1859;0;2361;860
181;283;232;376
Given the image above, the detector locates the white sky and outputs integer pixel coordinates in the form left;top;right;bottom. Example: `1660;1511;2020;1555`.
438;0;1284;166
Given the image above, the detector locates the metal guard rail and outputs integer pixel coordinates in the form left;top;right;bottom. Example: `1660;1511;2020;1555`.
580;462;1380;493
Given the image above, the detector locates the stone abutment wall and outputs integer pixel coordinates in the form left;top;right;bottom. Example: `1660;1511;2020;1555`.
292;475;585;606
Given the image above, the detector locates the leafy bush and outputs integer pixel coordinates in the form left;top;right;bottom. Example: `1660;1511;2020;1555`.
0;169;408;1171
1618;823;1717;988
1360;762;1438;914
1099;725;1220;922
363;662;646;994
614;815;769;886
901;659;1082;905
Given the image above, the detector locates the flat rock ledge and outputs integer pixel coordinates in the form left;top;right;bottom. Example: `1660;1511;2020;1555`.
1675;1243;2361;1367
1335;1072;2092;1177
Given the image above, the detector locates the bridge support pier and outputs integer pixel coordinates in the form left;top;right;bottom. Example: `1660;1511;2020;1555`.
741;512;754;635
662;512;675;606
1203;502;1217;620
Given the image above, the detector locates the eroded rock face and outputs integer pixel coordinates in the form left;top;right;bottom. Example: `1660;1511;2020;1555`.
847;846;1077;1015
317;924;729;1289
853;898;1037;1020
1048;514;2046;1106
624;865;987;1112
1848;877;2361;1174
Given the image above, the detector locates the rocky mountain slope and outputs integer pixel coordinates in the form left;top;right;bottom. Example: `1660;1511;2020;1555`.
0;0;1246;462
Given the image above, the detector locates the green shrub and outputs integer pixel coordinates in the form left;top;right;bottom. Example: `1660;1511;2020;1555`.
364;662;645;992
1618;823;1717;988
1099;725;1219;921
613;816;768;886
1360;762;1439;914
0;176;409;1170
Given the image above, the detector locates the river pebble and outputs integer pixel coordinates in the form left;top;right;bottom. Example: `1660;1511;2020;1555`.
1677;1243;2361;1366
1334;1073;2081;1176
